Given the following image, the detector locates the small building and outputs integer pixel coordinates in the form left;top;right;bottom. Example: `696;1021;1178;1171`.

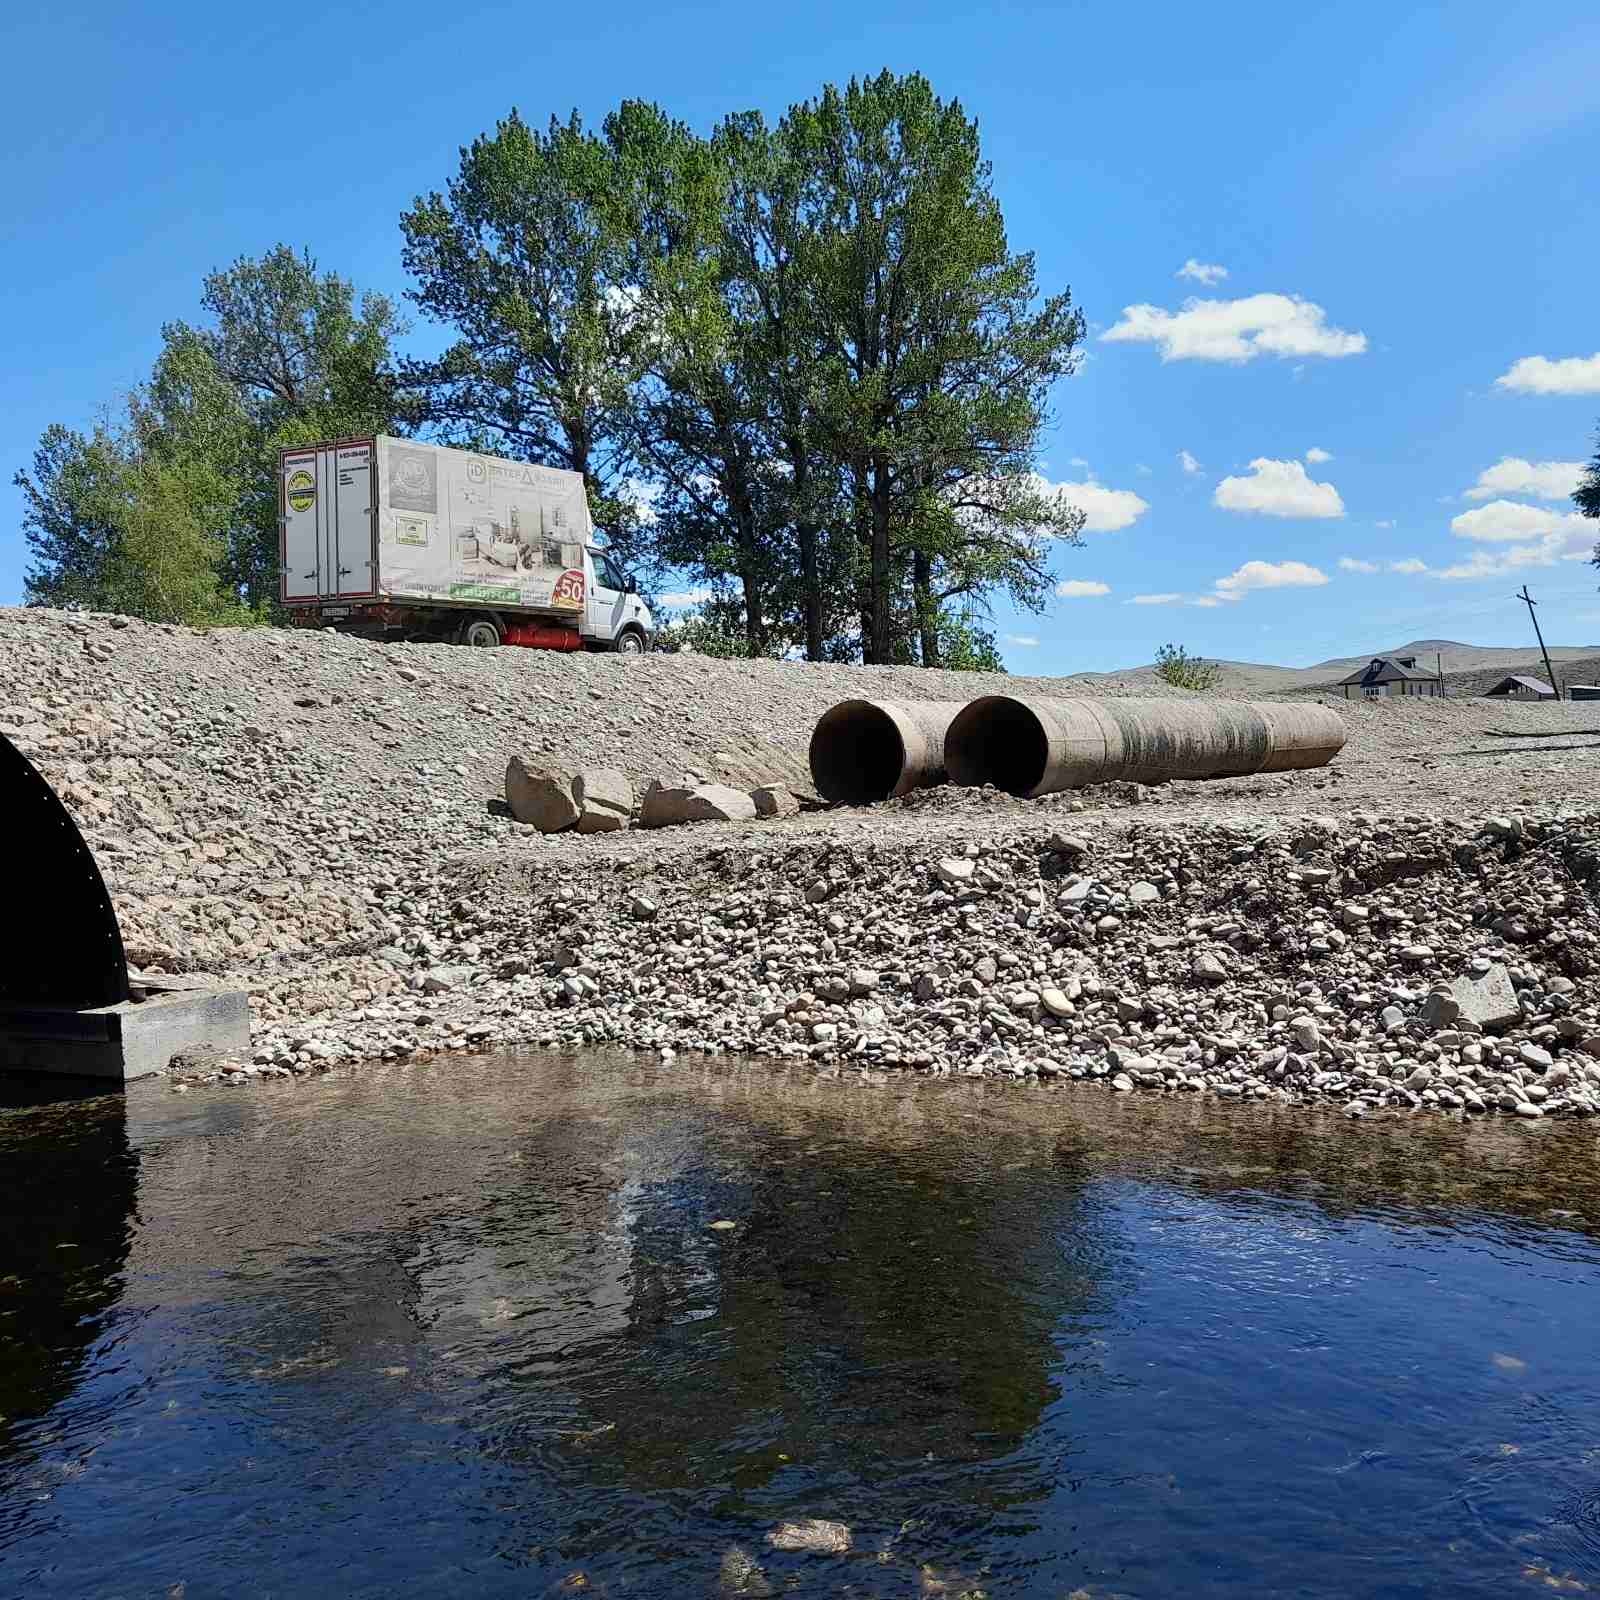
1335;655;1444;700
1568;685;1600;701
1485;674;1556;701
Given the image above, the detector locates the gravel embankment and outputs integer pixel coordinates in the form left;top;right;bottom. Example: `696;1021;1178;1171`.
7;605;1600;1119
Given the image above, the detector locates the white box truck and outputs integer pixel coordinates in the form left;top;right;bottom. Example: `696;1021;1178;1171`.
279;436;656;652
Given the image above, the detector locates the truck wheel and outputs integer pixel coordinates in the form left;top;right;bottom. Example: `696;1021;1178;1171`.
458;616;503;648
613;628;646;655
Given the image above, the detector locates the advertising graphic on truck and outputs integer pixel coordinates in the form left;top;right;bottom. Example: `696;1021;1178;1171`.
279;437;655;652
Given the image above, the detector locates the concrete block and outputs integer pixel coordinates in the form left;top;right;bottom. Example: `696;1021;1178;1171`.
0;982;250;1084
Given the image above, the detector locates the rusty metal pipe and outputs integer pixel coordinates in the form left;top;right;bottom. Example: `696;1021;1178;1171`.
808;700;968;805
944;697;1346;796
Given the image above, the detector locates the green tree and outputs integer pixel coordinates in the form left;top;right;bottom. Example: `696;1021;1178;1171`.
399;112;661;570
18;246;409;620
1153;643;1222;692
778;72;1086;663
1577;423;1599;525
173;245;412;605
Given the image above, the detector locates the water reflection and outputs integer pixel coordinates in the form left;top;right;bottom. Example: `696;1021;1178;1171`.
2;1054;1599;1598
0;1084;138;1547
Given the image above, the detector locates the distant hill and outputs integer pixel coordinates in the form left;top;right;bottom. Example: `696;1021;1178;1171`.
1075;639;1600;696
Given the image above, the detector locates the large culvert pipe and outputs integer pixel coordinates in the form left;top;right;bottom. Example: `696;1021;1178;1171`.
808;700;968;805
944;697;1346;797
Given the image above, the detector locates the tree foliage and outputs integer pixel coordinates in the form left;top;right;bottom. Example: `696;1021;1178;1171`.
403;74;1087;664
1153;643;1222;692
18;246;410;622
1578;423;1600;525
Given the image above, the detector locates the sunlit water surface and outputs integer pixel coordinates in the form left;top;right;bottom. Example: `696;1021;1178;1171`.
3;1053;1600;1598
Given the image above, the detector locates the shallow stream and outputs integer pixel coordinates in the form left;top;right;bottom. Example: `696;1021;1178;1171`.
3;1054;1600;1597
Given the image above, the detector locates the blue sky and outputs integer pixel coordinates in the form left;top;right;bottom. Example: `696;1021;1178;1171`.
3;0;1598;673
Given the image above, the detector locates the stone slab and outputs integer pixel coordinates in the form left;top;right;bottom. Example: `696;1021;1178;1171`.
1449;964;1521;1033
0;984;250;1083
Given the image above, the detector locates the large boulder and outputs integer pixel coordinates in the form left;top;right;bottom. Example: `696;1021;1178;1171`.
751;784;799;818
1450;964;1522;1032
573;768;635;833
504;756;579;833
639;780;758;829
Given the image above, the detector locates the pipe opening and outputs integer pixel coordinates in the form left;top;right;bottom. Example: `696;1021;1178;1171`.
947;698;1049;795
808;702;909;805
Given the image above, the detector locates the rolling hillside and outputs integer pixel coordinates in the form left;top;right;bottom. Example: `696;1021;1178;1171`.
1075;639;1600;697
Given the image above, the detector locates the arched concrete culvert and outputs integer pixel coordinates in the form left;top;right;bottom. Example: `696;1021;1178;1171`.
945;697;1346;797
0;729;129;1009
808;700;968;805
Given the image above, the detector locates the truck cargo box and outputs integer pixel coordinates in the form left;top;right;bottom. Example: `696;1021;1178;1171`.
280;436;593;618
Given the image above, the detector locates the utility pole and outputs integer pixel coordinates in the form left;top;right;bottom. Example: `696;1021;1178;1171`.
1515;585;1561;700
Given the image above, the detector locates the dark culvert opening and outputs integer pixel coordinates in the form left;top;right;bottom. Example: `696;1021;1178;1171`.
947;699;1049;796
808;702;908;805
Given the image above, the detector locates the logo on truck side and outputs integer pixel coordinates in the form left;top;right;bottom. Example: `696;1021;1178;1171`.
286;469;316;514
552;569;586;610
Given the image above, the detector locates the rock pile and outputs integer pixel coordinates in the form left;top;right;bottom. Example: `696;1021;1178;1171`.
235;805;1600;1120
504;759;795;833
7;604;1600;1121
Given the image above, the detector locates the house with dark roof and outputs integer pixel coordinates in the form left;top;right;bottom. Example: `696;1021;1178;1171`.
1335;655;1444;699
1485;674;1556;701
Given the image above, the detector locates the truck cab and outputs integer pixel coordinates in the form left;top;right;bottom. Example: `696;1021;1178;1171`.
584;544;655;653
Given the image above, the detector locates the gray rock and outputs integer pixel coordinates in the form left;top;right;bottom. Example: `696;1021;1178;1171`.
639;781;757;828
505;756;579;832
573;768;635;833
751;784;799;818
1421;990;1460;1027
1128;881;1161;904
1040;986;1074;1018
420;965;474;993
1191;952;1228;985
1519;1043;1554;1071
1450;964;1521;1032
936;857;974;886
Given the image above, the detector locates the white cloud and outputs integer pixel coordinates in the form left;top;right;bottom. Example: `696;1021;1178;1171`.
1046;477;1150;533
1136;462;1154;476
1101;293;1368;364
1451;499;1582;542
1069;456;1090;468
1055;578;1111;598
1130;592;1183;605
1178;449;1202;475
1388;558;1429;574
1338;556;1380;573
1003;634;1040;647
1212;560;1330;601
1433;501;1592;578
1463;457;1584;502
1190;596;1224;608
1214;458;1346;519
1305;446;1333;463
657;587;712;609
1495;352;1600;395
1177;259;1229;286
1375;519;1396;529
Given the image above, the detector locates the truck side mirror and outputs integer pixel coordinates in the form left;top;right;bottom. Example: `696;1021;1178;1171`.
625;575;638;594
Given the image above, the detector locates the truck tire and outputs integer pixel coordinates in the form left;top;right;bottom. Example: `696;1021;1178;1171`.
458;615;503;648
612;627;647;655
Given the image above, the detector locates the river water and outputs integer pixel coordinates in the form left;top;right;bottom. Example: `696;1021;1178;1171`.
3;1053;1600;1598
